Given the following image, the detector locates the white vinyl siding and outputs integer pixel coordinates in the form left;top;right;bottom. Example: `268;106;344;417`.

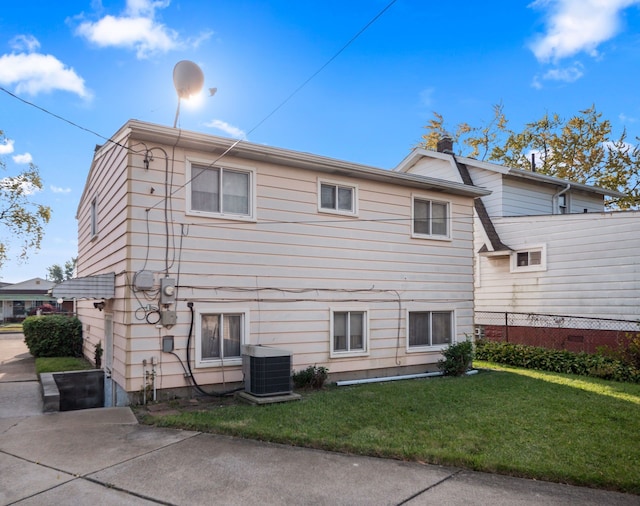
76;122;479;395
475;211;640;320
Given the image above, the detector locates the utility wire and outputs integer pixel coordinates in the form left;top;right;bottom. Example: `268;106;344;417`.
1;0;397;158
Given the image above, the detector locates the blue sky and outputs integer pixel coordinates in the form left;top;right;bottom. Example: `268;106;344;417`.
1;0;640;283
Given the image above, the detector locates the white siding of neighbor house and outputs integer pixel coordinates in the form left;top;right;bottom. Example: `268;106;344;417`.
501;177;604;216
77;128;479;396
475;211;640;321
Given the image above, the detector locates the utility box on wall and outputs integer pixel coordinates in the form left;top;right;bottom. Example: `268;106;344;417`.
242;345;292;397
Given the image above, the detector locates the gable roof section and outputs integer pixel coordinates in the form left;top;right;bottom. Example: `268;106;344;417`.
450;156;511;253
395;148;625;198
91;120;491;201
0;278;54;294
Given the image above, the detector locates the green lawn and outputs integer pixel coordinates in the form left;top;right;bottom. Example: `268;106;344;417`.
35;356;93;374
0;323;23;333
140;361;640;494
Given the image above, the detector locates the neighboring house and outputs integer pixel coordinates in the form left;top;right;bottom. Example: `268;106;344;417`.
0;278;59;322
53;119;489;405
395;140;639;351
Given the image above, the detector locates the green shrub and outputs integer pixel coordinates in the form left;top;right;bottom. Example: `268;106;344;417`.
438;340;474;376
292;365;328;389
23;315;83;358
475;339;640;383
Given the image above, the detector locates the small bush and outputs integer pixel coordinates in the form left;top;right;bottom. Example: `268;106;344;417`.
475;339;640;383
438;340;474;376
23;315;83;358
292;365;328;389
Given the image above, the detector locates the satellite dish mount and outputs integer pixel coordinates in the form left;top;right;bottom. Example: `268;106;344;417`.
172;60;204;128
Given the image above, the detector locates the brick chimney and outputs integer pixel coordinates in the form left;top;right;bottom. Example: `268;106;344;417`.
436;135;453;153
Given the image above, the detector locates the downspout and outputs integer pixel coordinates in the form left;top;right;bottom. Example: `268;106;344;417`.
552;184;571;214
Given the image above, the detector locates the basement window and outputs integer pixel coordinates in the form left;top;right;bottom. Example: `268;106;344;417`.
330;309;368;357
407;310;454;351
195;307;249;367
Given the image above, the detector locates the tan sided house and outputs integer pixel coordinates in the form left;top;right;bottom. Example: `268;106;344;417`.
54;120;489;405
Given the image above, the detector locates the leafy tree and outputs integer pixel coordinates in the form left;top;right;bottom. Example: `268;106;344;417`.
419;105;640;209
47;257;77;283
0;130;51;269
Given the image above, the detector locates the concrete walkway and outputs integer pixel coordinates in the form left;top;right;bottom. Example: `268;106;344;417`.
1;334;638;505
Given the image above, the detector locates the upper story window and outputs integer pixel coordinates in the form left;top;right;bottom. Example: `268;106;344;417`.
90;196;98;238
412;196;450;239
330;309;368;357
511;245;547;272
318;180;357;215
188;161;255;221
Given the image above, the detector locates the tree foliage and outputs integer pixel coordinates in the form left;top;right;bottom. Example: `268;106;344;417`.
0;130;52;269
419;105;640;209
47;257;77;283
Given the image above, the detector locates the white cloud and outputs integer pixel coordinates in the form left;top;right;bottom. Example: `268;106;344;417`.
50;185;72;194
531;61;584;88
619;112;638;124
0;138;15;155
74;0;211;59
10;34;40;53
0;47;91;99
203;119;246;139
529;0;640;62
12;152;32;164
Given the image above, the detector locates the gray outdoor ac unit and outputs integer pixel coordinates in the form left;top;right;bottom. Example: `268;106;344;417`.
242;345;292;397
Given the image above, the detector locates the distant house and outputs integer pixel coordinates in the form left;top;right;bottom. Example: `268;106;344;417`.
395;142;639;351
0;278;59;322
53;119;489;405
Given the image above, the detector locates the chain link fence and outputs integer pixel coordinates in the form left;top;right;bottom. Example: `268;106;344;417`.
475;311;640;354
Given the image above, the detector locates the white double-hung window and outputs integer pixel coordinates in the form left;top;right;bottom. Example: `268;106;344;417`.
330;309;368;357
188;162;255;220
412;196;450;239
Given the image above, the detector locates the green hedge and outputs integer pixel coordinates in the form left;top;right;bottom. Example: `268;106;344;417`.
23;315;83;358
475;339;640;383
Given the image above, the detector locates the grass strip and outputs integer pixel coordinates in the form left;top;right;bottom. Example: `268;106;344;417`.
141;363;640;494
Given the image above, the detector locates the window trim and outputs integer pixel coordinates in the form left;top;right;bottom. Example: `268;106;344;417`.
186;158;257;222
555;193;570;214
411;195;451;240
510;244;547;273
329;307;369;358
194;306;249;368
406;309;456;352
317;178;358;216
90;195;99;239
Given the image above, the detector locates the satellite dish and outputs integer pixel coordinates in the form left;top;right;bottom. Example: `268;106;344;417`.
173;60;204;99
172;60;204;127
